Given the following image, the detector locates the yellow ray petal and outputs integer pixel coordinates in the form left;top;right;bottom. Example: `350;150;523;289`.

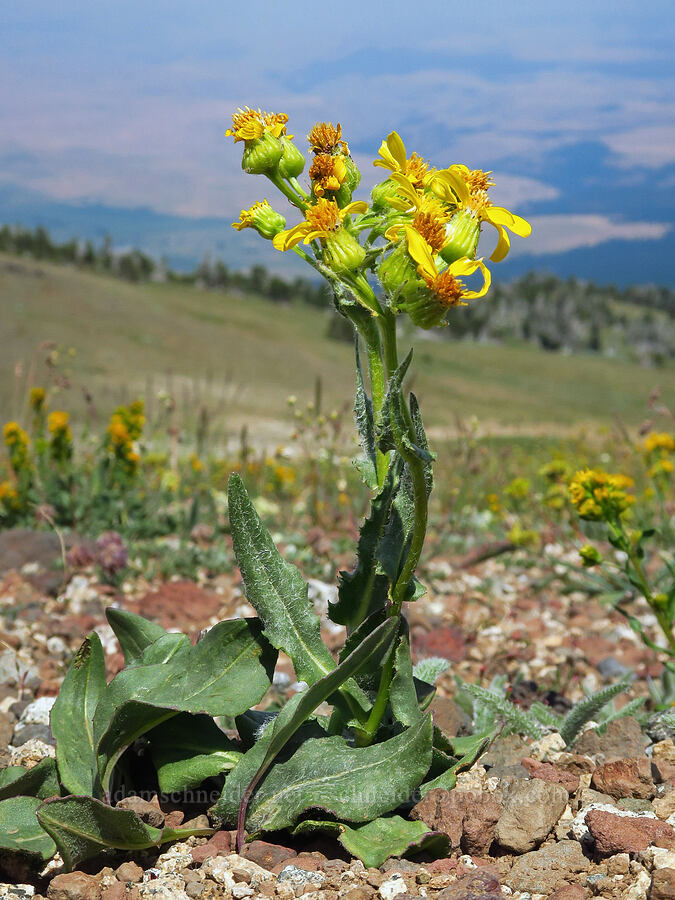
404;226;437;279
431;169;471;205
389;172;422;207
273;222;309;251
386;131;407;170
490;224;511;262
453;258;491;299
485;207;532;237
342;201;369;216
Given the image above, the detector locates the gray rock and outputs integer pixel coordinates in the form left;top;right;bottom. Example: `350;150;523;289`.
18;696;55;727
482;733;531;770
505;840;589;894
495;778;568;853
574;717;647;760
648;712;675;743
277;866;326;887
11;723;54;747
596;657;631;681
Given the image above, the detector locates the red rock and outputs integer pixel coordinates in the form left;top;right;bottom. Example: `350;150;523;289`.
651;868;675;900
426;858;460;875
520;757;580;794
436;869;502;900
101;886;126;900
115;796;164;827
591;758;654;799
410;788;464;849
125;581;224;632
584;810;675;854
240;839;297;870
190;829;232;863
547;886;589;900
461;794;503;856
163;809;185;828
654;761;675;786
412;625;467;663
48;871;101;900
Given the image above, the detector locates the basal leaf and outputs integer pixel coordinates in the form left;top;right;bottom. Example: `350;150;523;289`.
233;618;398;838
419;733;491;797
242;713;432;834
94;617;275;793
228;473;336;686
293;815;449;868
105;608;167;664
149;713;242;793
0;758;61;802
51;633;107;796
131;632;191;666
332;463;398;628
37;796;212;871
0;796;56;861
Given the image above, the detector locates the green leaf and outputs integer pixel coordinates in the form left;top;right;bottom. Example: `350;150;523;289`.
559;680;631;746
228;473;336;686
419;733;491;797
37;796;212;871
240;713;433;834
51;633;107;796
377;351;413;456
332;463;398;628
390;629;422;727
130;632;191;666
149;713;242;793
353;337;378;491
0;758;61;802
228;619;398;834
293;815;449;868
105;608;167;664
0;796;56;861
94;617;275;793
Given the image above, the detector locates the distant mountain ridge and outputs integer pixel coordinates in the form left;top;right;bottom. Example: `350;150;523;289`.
1;182;673;287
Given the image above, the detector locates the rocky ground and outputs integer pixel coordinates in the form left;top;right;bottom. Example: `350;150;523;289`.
1;528;674;900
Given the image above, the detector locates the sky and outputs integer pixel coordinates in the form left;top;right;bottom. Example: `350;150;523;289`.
1;0;674;284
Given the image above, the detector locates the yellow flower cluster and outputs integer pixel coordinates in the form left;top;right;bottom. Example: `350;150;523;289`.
3;421;31;472
47;410;73;463
643;432;675;481
107;400;144;477
568;468;635;521
29;386;46;413
0;480;20;512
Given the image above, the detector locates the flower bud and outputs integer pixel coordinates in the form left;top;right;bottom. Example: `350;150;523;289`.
241;132;283;175
378;243;419;300
371;179;403;211
399;285;449;329
277;137;305;179
343;156;361;192
322;229;366;275
232;200;286;239
439;209;480;264
579;544;603;567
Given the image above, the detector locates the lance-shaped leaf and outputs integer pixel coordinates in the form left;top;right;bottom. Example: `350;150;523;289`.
37;796;212;871
230;619;398;842
331;461;399;628
106;608;167;664
228;473;336;686
51;633;106;796
0;758;61;802
293;816;449;869
94;618;275;794
240;713;433;834
353;337;378;490
149;713;242;793
0;797;56;861
390;629;422;727
419;733;491;796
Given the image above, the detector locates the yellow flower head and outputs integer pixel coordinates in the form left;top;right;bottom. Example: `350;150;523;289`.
374;132;430;188
308;122;349;155
403;226;491;308
29;387;46;412
108;415;130;446
430;164;531;262
48;410;70;434
225;107;289;143
3;422;28;447
568;468;635;521
644;432;675;455
272;197;368;251
232;200;286;239
309;154;348;197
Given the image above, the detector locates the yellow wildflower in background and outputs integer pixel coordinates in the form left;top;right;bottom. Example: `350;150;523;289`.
29;387;46;413
644;432;675;454
568;468;635;521
48;410;70;435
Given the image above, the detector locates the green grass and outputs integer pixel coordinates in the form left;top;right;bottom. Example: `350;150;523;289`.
2;254;672;447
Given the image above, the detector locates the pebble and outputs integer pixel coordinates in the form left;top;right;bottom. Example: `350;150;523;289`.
277;866;326;887
495;779;568;853
137;873;189;900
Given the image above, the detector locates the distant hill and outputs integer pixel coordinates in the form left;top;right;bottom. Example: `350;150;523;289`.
1;182;674;287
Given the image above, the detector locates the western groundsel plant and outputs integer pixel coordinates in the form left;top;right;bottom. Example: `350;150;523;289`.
0;110;534;870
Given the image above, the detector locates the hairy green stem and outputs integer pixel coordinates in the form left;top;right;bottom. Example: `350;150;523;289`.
267;173;308;209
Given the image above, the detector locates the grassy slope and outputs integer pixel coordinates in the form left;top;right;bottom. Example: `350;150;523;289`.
2;255;672;446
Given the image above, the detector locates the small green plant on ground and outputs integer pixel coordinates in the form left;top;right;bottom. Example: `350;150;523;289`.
0;108;557;870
